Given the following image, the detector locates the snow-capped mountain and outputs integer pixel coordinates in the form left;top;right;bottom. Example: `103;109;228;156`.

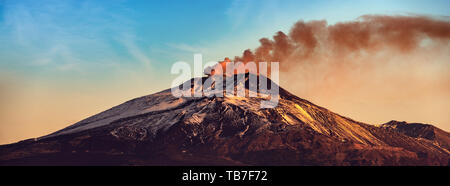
0;73;449;165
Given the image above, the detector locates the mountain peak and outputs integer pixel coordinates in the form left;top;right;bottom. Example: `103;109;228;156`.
0;76;449;165
380;120;450;151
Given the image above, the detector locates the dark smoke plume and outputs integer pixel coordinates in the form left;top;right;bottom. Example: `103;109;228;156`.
233;15;450;70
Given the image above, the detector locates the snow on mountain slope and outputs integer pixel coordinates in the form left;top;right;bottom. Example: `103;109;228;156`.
1;73;449;165
44;74;381;145
42;88;201;138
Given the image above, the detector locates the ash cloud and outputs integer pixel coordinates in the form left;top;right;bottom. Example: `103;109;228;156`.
233;15;450;68
229;15;450;130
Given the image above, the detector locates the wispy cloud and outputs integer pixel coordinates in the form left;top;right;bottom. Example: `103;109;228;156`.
120;34;153;70
0;0;143;72
166;43;207;53
225;0;252;30
32;44;81;71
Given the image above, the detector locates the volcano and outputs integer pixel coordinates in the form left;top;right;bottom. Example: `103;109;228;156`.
0;73;449;165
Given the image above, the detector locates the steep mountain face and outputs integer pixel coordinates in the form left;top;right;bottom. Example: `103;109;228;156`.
381;120;450;153
0;74;449;165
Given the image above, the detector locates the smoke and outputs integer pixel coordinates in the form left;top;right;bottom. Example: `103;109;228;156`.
230;15;450;128
234;15;450;67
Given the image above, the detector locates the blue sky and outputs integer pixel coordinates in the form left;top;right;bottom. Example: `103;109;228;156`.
1;0;449;84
